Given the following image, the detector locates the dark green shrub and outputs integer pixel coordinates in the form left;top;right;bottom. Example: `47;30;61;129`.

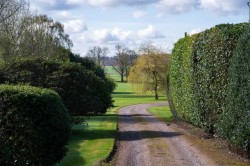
0;85;71;165
70;53;106;78
0;58;115;116
218;26;250;153
47;62;114;116
69;53;116;94
0;58;60;87
191;23;248;132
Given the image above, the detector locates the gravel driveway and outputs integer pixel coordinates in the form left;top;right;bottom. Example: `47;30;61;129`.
114;103;217;166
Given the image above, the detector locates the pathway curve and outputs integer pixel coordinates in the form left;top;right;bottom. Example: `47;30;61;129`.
114;103;217;166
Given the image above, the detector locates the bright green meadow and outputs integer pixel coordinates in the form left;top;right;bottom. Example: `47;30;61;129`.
56;66;167;166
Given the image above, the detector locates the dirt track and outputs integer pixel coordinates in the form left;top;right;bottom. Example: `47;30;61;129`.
114;103;217;166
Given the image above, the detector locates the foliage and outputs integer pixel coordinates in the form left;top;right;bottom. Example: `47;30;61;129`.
0;85;71;166
169;23;249;152
70;53;106;78
47;62;114;116
0;1;72;63
218;26;250;153
0;58;60;86
191;23;248;132
69;53;116;102
129;44;169;100
169;34;197;122
0;58;115;116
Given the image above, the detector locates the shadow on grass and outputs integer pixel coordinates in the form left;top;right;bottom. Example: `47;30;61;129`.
113;95;153;98
112;92;134;94
72;129;181;141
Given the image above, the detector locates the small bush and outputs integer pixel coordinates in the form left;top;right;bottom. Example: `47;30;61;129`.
219;26;250;153
0;85;71;165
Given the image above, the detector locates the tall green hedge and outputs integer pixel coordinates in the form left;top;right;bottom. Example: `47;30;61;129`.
0;85;71;165
169;22;249;153
169;23;247;132
218;26;250;153
169;34;197;123
192;23;247;132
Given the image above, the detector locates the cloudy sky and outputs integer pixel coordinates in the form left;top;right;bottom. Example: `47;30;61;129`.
30;0;249;56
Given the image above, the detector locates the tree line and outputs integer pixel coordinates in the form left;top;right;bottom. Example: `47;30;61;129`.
0;0;72;63
0;1;115;165
86;43;170;100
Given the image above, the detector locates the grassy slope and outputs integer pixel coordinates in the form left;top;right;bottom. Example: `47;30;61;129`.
56;66;167;166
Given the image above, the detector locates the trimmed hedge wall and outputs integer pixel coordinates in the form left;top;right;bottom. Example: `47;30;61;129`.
192;23;248;132
169;23;249;152
219;26;250;153
0;85;71;165
169;34;197;122
0;58;115;116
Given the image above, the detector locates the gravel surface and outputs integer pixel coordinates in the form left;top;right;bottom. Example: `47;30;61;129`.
114;103;218;166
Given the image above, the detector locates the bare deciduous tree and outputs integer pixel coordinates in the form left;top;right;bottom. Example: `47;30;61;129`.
0;0;29;62
86;46;109;67
19;14;73;60
0;0;28;22
112;44;138;82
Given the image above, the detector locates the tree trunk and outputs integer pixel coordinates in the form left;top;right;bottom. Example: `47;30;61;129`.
153;71;158;100
154;85;158;100
121;74;124;82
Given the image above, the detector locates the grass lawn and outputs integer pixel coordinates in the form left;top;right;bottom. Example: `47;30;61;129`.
56;66;167;166
147;106;173;122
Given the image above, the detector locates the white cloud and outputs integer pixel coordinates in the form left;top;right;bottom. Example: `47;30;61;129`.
112;27;132;41
80;25;165;44
93;28;115;42
66;0;159;7
157;0;197;14
133;10;147;19
199;0;245;15
31;0;246;16
190;28;203;35
64;19;88;33
156;13;164;18
137;25;165;39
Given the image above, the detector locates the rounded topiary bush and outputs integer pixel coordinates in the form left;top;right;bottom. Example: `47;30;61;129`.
0;85;71;166
219;26;250;154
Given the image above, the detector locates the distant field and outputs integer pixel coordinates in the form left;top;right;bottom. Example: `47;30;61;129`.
56;66;167;166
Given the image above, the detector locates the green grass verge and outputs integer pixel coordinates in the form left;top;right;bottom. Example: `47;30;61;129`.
56;66;167;166
147;106;173;122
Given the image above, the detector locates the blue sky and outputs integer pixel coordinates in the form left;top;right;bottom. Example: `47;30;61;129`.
30;0;249;56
